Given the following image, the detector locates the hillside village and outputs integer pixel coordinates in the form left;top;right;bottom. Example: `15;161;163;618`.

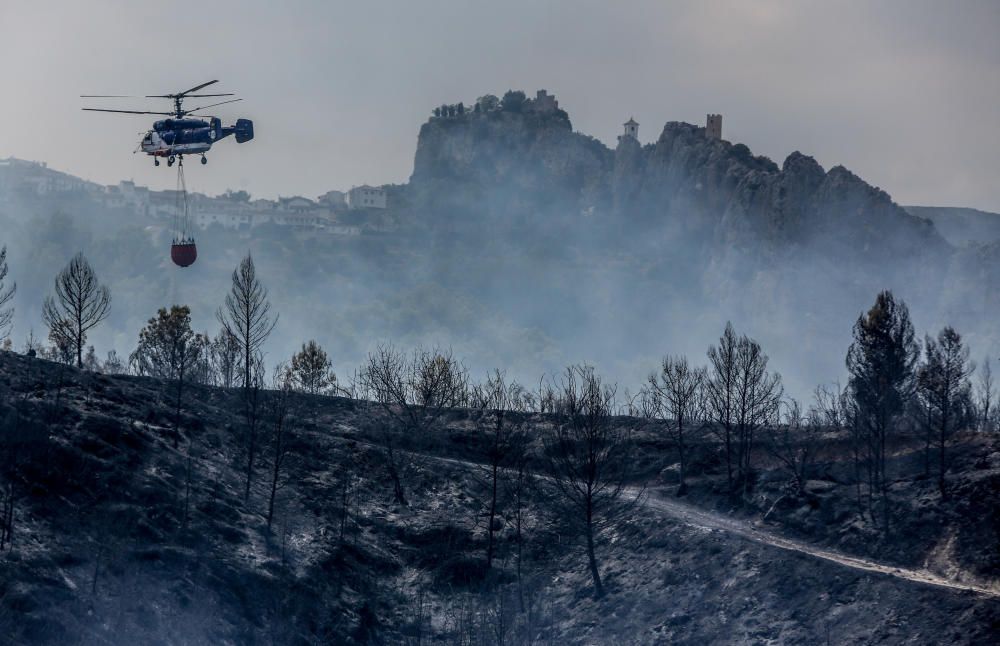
2;88;731;240
0;156;390;235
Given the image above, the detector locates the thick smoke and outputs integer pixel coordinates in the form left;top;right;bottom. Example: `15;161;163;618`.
1;99;998;400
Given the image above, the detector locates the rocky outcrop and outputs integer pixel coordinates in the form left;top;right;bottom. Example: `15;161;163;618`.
401;92;1000;394
410;107;611;221
409;95;947;261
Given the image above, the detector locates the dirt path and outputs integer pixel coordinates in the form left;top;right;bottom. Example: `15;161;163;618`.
332;431;1000;599
437;454;999;598
638;488;1000;599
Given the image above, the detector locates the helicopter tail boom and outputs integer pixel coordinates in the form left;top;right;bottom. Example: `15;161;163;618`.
216;118;254;143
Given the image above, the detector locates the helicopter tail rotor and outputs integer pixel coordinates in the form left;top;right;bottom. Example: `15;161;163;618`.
234;118;254;143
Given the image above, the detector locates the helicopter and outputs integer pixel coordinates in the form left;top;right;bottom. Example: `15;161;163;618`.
81;80;253;167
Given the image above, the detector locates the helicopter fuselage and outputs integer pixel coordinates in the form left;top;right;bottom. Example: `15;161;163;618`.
139;117;253;158
82;80;253;165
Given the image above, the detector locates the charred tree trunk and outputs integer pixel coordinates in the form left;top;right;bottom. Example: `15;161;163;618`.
173;371;185;449
487;461;499;569
585;496;603;599
245;430;257;502
385;439;407;506
339;474;351;545
676;418;687;495
723;424;733;492
938;407;949;499
266;461;280;534
182;445;193;529
0;482;13;550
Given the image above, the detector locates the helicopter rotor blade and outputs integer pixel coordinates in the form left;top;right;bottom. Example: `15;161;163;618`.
82;108;174;115
174;80;219;97
146;93;234;98
81;94;140;98
183;98;242;114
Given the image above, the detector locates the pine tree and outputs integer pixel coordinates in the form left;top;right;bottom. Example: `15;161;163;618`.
846;290;918;529
917;326;974;497
289;340;337;395
130;305;209;445
217;254;277;389
41;253;111;368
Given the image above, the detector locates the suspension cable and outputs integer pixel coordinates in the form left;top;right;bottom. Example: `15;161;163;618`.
173;157;189;242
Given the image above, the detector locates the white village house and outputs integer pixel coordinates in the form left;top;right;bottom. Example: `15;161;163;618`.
347;185;387;209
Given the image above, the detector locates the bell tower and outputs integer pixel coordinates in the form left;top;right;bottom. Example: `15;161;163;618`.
622;117;639;140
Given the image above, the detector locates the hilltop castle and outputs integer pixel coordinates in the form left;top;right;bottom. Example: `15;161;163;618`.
706;114;723;140
619;113;723;143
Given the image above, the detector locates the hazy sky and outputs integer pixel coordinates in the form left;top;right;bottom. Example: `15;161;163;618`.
2;1;998;210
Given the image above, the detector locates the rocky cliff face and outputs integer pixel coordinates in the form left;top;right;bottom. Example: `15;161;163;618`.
411;107;611;222
410;99;946;262
404;93;999;391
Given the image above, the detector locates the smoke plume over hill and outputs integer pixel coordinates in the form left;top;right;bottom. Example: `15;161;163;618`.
1;92;998;396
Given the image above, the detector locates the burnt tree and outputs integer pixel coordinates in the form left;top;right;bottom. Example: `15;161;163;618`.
846;290;918;529
129;305;208;446
41;252;111;369
647;355;705;494
361;345;467;505
265;366;296;535
217;253;278;389
545;365;639;599
917;326;975;497
706;323;782;495
470;370;527;570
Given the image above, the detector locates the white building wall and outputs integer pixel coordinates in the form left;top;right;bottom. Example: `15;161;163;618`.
348;185;387;209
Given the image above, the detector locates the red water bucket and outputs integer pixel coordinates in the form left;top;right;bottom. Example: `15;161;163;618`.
171;240;197;267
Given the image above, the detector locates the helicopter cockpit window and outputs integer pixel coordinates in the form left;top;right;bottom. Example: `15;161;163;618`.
142;133;153;144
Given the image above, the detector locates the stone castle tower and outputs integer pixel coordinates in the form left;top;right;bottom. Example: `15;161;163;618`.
706;114;722;140
534;90;559;113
